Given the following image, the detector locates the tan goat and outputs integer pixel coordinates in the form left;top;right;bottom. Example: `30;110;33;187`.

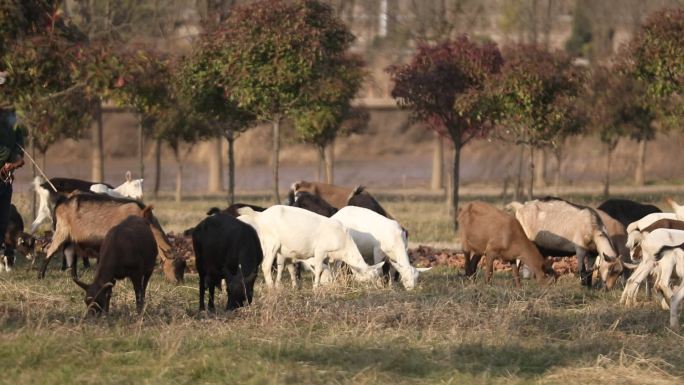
38;193;185;282
458;201;553;286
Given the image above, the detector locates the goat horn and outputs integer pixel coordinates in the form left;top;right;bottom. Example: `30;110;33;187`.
73;277;89;291
91;281;115;302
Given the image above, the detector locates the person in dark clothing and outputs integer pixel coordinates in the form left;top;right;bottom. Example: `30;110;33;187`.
0;109;25;271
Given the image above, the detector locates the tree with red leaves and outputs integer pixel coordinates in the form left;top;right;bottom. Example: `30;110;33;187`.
387;36;502;227
583;65;654;198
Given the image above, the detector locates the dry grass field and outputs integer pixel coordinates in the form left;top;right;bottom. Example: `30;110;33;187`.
1;192;683;384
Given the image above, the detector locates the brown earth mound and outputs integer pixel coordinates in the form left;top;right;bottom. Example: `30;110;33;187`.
409;245;579;276
166;237;579;277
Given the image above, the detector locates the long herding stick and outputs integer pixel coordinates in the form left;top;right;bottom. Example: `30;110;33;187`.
17;144;57;192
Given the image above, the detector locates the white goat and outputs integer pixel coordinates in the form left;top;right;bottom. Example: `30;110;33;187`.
625;212;678;251
238;212;332;287
621;229;684;307
90;171;144;200
237;205;383;288
670;284;684;330
330;206;429;290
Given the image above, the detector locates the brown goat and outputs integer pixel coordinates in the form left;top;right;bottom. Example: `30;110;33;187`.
39;193;185;282
288;181;353;209
73;216;157;314
458;201;552;286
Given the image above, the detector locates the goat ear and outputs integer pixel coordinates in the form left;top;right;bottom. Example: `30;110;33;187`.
125;171;132;182
73;277;89;291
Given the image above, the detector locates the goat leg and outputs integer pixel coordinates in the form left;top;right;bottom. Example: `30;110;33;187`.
512;259;521;288
207;275;216;312
670;285;684;331
198;273;206;311
484;255;494;284
39;228;68;279
132;277;145;314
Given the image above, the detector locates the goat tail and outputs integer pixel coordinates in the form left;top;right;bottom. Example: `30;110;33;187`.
345;185;365;203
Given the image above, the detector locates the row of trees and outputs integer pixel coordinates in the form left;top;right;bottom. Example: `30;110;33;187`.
388;7;683;226
1;1;681;221
1;0;367;203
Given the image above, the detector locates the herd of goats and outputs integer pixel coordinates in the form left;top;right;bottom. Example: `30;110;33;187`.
2;173;684;331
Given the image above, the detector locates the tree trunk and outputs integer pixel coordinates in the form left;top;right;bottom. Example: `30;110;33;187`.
92;101;104;183
208;136;223;193
445;151;452;210
226;130;236;205
138;116;144;181
325;140;334;184
635;139;647;186
431;133;444;191
153;138;161;198
30;138;37;218
173;145;183;203
554;148;562;196
534;149;547;188
603;143;613;198
514;145;524;202
451;141;462;231
272;116;281;204
528;145;535;201
317;146;325;182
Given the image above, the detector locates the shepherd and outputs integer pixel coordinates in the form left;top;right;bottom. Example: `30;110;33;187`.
0;107;25;268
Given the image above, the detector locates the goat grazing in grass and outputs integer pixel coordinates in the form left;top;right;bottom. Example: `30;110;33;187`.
73;216;157;315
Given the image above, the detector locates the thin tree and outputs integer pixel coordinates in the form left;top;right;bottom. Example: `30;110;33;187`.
149;62;216;202
387;36;502;227
214;0;357;203
180;43;256;205
292;54;366;184
113;48;171;182
493;45;584;200
622;8;684;186
583;65;654;197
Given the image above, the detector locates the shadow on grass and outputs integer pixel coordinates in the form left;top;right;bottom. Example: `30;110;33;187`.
259;338;626;380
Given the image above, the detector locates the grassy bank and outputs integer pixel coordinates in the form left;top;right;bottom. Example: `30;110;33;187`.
1;193;683;384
